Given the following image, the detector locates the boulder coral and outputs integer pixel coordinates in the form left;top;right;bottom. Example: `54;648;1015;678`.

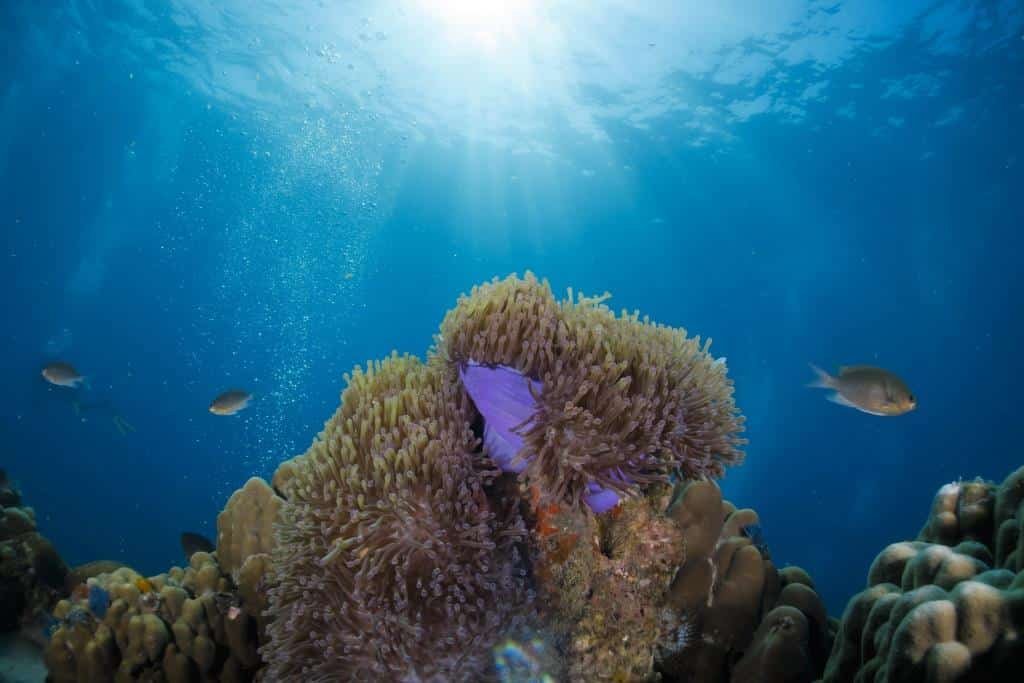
820;466;1024;682
216;476;282;632
44;553;261;682
260;353;532;681
437;272;746;513
658;481;833;682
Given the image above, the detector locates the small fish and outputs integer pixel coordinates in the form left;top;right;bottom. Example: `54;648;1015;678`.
135;577;153;594
42;362;85;388
808;364;917;416
209;389;252;416
181;531;215;559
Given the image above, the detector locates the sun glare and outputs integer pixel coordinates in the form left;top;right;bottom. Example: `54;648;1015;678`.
417;0;539;52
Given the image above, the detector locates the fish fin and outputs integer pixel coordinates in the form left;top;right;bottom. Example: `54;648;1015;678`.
827;393;888;416
113;416;136;435
807;363;835;389
839;365;877;375
79;377;92;390
826;392;857;408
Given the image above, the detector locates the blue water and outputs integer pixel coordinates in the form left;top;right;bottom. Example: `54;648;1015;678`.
2;1;1022;617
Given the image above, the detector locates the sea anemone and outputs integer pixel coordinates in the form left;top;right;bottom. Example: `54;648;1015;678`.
261;353;531;681
437;273;746;513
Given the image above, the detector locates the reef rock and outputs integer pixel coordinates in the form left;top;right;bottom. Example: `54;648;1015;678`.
0;472;68;633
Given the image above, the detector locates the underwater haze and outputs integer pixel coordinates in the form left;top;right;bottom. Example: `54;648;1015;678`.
2;0;1023;619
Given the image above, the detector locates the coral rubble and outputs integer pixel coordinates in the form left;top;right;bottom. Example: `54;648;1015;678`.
820;466;1024;682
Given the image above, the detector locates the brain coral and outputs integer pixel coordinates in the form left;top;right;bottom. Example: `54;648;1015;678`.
437;272;746;513
261;352;532;681
821;466;1024;682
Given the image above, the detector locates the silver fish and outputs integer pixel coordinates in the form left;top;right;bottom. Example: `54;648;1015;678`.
42;362;85;388
209;390;252;416
808;364;916;416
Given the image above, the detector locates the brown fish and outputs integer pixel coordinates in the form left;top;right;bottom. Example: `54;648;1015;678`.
808;364;916;416
209;389;252;416
181;532;215;559
42;362;85;388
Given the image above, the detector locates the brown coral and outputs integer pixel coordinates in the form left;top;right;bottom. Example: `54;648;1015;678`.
821;466;1024;682
437;272;746;512
656;480;832;682
260;352;531;681
216;476;282;632
0;472;67;633
529;478;832;682
45;553;261;682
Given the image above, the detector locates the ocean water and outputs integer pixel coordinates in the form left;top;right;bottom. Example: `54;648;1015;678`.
1;0;1021;621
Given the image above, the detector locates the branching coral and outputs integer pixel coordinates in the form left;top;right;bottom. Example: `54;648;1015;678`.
437;272;746;513
260;353;532;681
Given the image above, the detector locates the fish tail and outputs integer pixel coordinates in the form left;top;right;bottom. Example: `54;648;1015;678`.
78;376;92;390
806;363;836;389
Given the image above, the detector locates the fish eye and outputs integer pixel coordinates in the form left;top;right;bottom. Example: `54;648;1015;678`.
908;394;915;403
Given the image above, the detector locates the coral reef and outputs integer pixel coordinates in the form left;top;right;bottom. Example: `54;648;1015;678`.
260;353;532;681
437;272;746;513
45;553;261;682
216;477;282;632
0;471;68;633
820;466;1024;682
66;561;130;594
532;478;833;682
36;274;868;682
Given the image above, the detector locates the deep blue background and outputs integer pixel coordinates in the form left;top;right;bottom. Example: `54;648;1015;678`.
2;1;1022;616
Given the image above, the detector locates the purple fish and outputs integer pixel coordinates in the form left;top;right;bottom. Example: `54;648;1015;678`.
459;360;629;513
